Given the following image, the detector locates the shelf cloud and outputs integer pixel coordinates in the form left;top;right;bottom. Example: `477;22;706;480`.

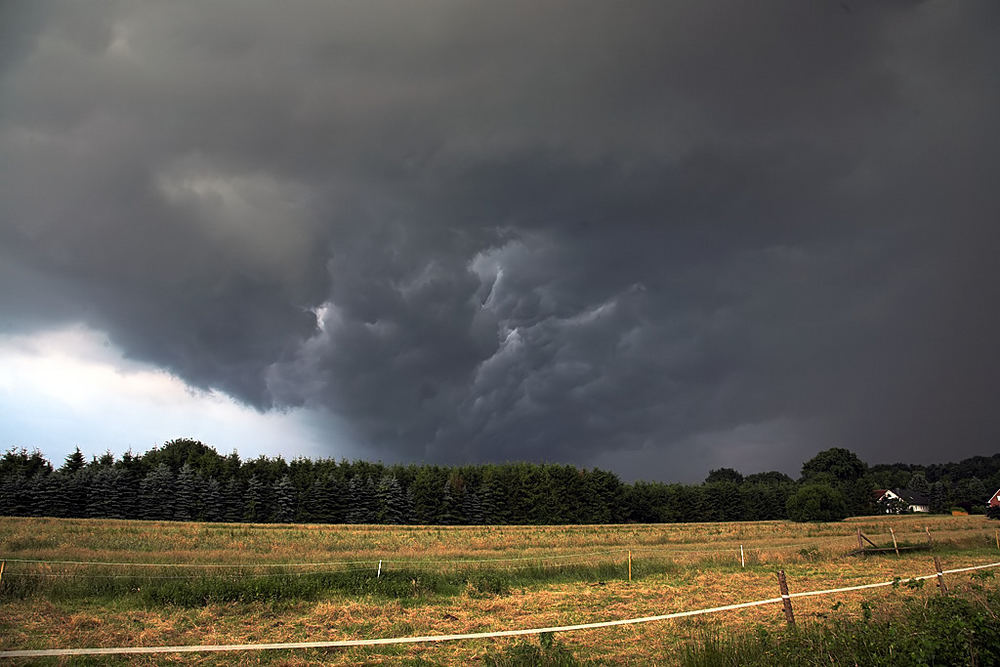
2;1;998;480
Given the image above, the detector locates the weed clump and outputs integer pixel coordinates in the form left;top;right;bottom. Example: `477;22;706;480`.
486;633;584;666
464;572;510;598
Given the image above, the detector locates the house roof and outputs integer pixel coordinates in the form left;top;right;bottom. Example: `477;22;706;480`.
894;488;930;506
875;488;930;506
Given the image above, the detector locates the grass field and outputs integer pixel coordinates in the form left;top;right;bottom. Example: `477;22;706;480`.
2;514;999;664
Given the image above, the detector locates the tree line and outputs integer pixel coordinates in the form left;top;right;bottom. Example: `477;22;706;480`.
1;440;997;524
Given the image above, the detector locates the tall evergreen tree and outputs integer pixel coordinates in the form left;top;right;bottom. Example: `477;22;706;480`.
139;464;175;520
174;463;199;521
201;477;223;522
61;447;86;474
86;467;118;518
376;474;405;524
908;471;931;496
273;476;297;522
221;477;243;522
244;475;265;522
347;475;376;523
930;481;949;513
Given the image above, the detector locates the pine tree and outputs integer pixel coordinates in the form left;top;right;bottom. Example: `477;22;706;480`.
478;472;503;524
376;474;405;524
325;474;347;523
402;485;415;525
463;491;484;525
173;463;199;521
908;471;931;496
201;477;223;522
61;447;86;474
139;464;175;520
0;473;27;516
43;471;72;518
86;467;117;518
347;475;376;523
273;476;297;522
303;477;329;522
930;481;948;513
409;467;442;524
244;475;265;522
439;479;460;525
222;477;243;522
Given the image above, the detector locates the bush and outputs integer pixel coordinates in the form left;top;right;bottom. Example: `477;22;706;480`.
785;483;848;522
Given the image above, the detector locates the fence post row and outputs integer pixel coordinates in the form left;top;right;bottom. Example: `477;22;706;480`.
777;569;795;627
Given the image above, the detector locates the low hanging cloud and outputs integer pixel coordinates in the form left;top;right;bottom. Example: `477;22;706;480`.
1;0;998;480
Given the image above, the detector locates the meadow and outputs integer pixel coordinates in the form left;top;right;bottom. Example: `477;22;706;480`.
1;514;999;664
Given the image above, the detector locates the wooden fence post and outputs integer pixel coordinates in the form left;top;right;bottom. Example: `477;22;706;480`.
377;560;382;579
934;557;948;593
857;528;864;550
740;544;745;568
0;560;5;588
777;570;795;627
628;551;632;582
995;529;999;552
925;526;932;544
889;527;899;556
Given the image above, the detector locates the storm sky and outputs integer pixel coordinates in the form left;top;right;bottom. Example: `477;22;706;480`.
1;1;998;481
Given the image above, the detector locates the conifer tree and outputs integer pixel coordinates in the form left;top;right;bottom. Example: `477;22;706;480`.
376;474;405;524
221;477;243;522
201;477;223;521
463;490;484;525
273;476;297;522
930;481;948;513
347;475;376;523
86;467;117;518
244;475;265;522
61;447;86;474
174;463;199;521
325;473;347;523
139;464;175;520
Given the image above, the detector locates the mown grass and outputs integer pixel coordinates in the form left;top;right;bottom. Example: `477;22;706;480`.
2;514;1000;664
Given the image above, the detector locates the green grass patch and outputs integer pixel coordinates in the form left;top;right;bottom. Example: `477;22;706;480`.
0;559;683;607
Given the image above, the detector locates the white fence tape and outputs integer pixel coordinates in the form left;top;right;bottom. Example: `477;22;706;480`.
3;560;998;659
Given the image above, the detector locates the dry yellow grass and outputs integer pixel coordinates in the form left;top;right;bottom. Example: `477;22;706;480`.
1;514;998;664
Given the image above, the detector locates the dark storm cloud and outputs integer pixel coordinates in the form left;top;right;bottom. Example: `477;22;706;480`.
2;0;998;480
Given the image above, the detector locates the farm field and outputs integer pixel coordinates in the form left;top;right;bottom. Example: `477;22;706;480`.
1;514;999;664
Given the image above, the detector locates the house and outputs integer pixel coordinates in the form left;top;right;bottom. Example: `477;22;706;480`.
875;488;930;513
989;488;1000;508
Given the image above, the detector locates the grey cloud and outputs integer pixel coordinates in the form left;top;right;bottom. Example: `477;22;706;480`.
2;0;998;480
